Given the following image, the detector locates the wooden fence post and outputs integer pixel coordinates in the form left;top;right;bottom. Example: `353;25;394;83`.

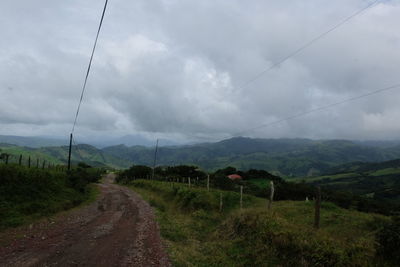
219;192;223;212
42;160;46;169
207;175;210;191
28;156;31;168
240;185;243;210
5;154;9;165
188;177;191;188
36;158;39;168
19;154;22;165
314;186;321;229
268;181;275;210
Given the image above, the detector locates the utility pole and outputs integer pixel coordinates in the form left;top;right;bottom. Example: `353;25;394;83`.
151;139;159;180
68;133;73;171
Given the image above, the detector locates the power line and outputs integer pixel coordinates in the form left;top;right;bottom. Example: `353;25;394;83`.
71;0;109;134
237;0;380;90
233;83;400;137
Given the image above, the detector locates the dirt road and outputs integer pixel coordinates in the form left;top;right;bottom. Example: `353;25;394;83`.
0;174;170;266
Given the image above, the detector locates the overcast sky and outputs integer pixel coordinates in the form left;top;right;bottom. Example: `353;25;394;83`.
0;0;399;143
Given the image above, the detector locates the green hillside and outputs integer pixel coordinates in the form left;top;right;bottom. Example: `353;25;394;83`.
0;135;66;148
103;137;400;176
2;137;400;176
293;159;400;207
0;144;131;169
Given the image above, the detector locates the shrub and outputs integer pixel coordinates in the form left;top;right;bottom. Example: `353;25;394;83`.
376;216;400;263
220;210;373;266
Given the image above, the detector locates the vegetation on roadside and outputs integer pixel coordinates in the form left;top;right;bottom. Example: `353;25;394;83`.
0;163;104;230
118;164;398;216
123;179;394;266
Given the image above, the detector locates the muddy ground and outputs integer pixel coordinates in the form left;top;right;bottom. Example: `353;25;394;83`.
0;174;170;266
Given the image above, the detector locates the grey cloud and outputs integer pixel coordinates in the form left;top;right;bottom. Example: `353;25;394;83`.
0;0;399;142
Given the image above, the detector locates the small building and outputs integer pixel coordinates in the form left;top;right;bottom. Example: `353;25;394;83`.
227;174;242;180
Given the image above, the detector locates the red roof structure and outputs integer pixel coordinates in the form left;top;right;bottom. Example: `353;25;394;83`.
227;174;242;180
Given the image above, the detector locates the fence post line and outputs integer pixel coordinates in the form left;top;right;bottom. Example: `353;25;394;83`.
268;181;275;210
314;186;321;229
240;185;243;210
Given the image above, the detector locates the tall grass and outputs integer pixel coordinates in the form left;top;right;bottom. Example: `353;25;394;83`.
126;179;392;266
0;164;101;230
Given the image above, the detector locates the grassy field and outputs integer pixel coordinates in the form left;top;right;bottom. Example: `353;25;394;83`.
289;172;361;183
124;180;391;266
369;167;400;176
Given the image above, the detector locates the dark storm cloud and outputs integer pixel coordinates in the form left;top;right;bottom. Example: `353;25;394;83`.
0;0;399;141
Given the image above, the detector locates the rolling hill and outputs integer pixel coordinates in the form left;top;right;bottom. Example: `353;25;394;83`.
103;137;400;176
0;143;131;169
2;137;400;175
292;159;400;206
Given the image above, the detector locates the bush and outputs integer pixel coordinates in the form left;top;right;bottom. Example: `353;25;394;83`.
68;163;102;193
212;174;236;191
376;216;400;263
220;210;373;266
116;165;152;183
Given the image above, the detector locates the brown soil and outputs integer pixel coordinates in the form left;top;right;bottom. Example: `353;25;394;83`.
0;174;170;266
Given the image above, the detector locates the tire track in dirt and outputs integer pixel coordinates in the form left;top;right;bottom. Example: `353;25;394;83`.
0;174;170;267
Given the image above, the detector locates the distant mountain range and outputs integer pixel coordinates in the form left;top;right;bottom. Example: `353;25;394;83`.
0;134;180;148
0;135;68;148
102;137;400;176
1;136;400;176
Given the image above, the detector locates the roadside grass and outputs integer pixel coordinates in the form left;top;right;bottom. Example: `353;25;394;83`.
0;164;101;231
125;180;390;266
